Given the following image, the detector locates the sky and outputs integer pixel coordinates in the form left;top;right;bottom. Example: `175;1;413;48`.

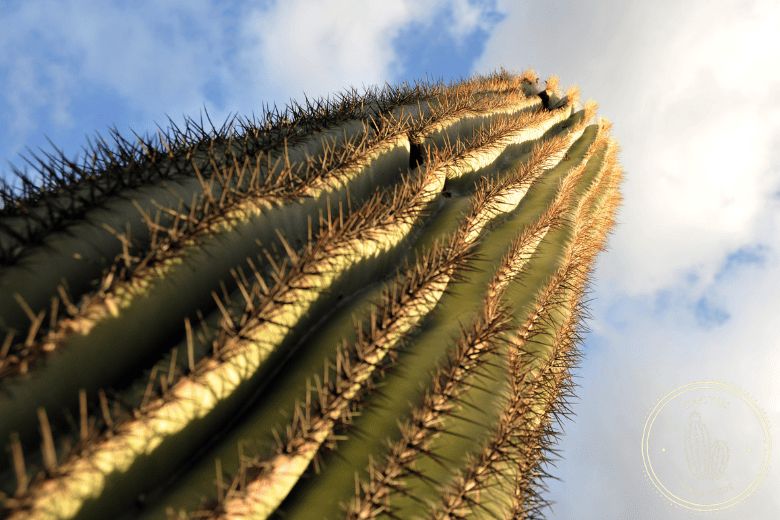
1;0;780;518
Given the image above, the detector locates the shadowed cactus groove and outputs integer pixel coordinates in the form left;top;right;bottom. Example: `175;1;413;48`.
0;68;624;520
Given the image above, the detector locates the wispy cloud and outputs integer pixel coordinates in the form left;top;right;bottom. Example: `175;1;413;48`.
236;0;412;101
233;0;504;102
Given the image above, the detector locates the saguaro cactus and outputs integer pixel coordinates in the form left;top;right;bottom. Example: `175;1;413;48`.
0;69;623;520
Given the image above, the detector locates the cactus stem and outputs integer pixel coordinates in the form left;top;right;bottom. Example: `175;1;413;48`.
0;71;622;520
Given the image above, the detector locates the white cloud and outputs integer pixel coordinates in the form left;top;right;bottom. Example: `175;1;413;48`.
476;0;780;296
235;0;498;103
611;1;780;295
236;0;412;102
446;0;496;41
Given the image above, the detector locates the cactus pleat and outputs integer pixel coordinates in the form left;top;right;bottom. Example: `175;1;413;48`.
0;70;623;520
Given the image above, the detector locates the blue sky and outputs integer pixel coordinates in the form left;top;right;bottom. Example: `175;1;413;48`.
2;0;780;518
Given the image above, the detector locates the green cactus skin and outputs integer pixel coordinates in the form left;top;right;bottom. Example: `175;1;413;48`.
0;69;623;520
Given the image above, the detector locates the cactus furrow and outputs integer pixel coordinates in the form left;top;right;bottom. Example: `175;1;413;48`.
378;121;610;520
362;128;598;514
0;70;623;520
213;236;474;520
344;206;555;520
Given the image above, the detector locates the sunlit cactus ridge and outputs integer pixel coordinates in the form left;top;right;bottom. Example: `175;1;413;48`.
0;68;623;520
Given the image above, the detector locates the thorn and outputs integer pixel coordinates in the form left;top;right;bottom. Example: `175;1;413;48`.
185;318;196;373
232;269;254;314
79;389;88;442
168;347;178;386
141;366;159;411
10;432;27;496
275;229;300;264
158;130;174;159
238;442;246;490
212;291;235;335
58;285;79;316
13;293;37;323
49;296;60;331
1;332;13;361
216;458;224;503
38;408;57;474
99;389;113;430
